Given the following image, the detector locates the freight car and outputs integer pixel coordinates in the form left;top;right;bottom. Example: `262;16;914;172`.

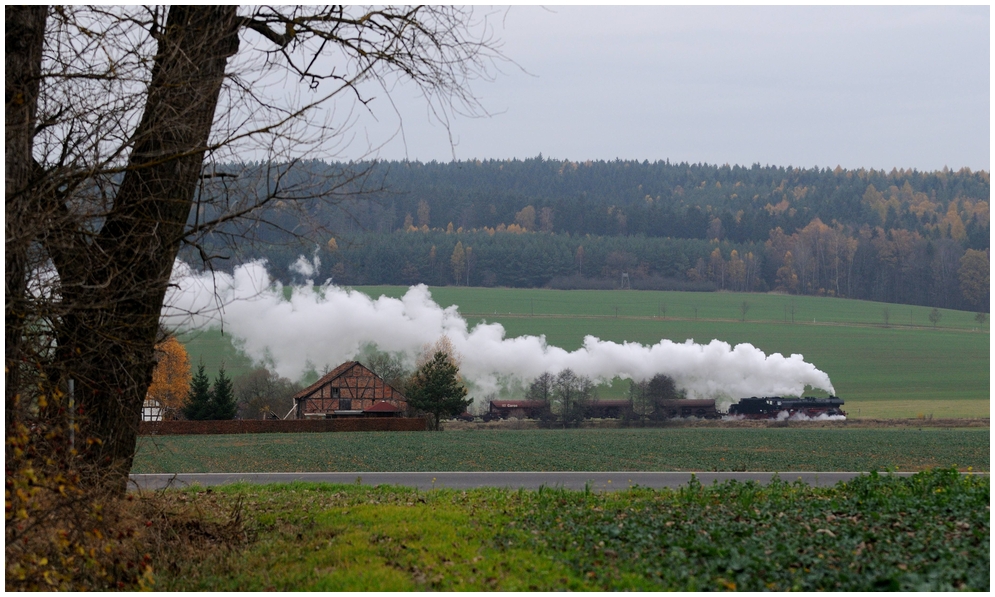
483;399;548;421
654;399;721;419
728;396;846;419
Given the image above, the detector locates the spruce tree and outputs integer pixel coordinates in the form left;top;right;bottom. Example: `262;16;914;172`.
407;351;470;430
209;364;238;420
182;363;213;420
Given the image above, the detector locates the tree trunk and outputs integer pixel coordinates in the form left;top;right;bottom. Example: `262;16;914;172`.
5;6;48;439
49;7;240;492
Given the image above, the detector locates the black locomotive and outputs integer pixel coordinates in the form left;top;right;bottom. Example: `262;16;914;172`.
727;396;846;419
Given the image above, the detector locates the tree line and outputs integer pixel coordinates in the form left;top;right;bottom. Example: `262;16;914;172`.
190;158;989;311
203;157;989;249
229;224;987;312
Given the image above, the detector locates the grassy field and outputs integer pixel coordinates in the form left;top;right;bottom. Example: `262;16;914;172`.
132;428;990;473
151;470;989;591
355;285;988;329
180;287;990;419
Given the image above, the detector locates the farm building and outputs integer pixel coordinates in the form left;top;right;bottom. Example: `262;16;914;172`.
292;361;407;419
142;398;164;422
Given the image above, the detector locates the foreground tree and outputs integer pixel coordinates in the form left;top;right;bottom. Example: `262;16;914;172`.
6;5;502;492
407;351;470;431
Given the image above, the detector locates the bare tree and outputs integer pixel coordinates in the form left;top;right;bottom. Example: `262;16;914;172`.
234;368;301;420
551;369;594;427
6;5;504;492
525;371;556;424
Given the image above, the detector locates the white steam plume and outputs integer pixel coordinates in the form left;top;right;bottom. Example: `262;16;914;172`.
162;260;836;405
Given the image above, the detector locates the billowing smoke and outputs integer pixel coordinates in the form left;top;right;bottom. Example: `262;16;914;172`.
162;260;835;406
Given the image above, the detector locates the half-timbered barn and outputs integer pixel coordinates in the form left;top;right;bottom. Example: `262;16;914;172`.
292;361;407;419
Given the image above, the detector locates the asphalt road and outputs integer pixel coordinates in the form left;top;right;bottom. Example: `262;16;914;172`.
127;470;966;492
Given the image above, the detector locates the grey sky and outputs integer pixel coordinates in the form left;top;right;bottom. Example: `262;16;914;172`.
332;5;989;171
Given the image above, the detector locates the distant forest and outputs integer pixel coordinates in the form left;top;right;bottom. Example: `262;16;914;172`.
185;158;990;312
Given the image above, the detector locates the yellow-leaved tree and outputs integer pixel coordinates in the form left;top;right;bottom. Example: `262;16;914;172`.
147;336;192;420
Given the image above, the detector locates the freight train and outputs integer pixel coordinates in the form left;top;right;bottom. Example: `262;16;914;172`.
482;396;845;421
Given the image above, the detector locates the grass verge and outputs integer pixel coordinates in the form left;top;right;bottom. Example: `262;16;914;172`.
150;469;989;591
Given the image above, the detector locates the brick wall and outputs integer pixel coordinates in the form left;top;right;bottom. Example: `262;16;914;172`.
139;417;426;436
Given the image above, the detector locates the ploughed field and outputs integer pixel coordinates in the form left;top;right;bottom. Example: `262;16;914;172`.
180;287;990;419
150;469;989;591
132;428;990;474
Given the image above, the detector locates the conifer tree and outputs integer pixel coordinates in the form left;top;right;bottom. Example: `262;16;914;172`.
407;351;470;430
209;364;238;420
182;364;213;421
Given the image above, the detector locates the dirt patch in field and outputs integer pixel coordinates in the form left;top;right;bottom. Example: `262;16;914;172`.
442;418;989;431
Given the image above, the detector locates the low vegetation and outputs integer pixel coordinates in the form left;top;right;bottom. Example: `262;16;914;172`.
149;469;989;591
133;428;990;474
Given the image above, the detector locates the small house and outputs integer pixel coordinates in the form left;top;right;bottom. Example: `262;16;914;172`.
293;361;407;419
142;398;164;422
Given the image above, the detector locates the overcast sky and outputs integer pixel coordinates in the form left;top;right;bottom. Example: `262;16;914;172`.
330;5;989;172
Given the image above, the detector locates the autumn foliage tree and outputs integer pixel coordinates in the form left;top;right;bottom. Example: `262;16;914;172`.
146;336;191;420
958;249;990;309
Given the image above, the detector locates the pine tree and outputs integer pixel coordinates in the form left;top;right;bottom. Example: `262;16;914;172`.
182;363;212;420
407;351;470;431
209;364;238;420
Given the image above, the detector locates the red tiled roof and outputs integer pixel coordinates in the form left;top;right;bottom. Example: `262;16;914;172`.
364;401;403;413
292;361;358;400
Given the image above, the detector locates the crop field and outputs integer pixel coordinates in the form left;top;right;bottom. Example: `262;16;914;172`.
180;286;989;419
132;428;990;474
152;469;988;591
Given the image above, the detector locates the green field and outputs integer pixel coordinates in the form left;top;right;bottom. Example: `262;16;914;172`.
153;470;989;591
180;287;989;419
133;428;990;473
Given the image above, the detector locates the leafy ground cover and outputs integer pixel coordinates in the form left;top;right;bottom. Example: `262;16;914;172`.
151;469;989;591
180;287;989;418
133;428;990;474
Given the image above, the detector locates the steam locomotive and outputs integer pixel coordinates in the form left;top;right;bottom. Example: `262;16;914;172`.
652;396;846;420
727;396;846;419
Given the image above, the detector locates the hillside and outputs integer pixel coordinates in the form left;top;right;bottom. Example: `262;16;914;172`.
182;158;989;311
